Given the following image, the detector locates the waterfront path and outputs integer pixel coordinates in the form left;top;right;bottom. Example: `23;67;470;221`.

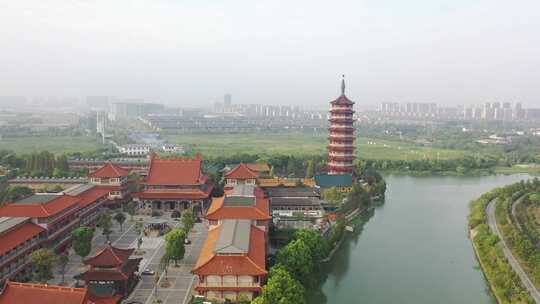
486;199;540;303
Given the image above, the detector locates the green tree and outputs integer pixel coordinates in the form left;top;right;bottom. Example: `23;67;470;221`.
305;160;314;178
294;229;329;264
72;227;94;261
114;212;127;231
253;265;306;304
31;248;57;283
58;254;70;285
164;228;186;267
98;211;113;242
276;239;314;285
2;185;33;203
181;210;195;232
125;201;136;221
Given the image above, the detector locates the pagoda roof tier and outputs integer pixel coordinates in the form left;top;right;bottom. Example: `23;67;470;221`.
330;108;355;114
330;94;354;106
328;156;355;162
329;126;354;131
84;244;135;267
89;162;129;178
328;147;355;152
133;186;212;200
142;154;206;186
76;258;141;281
329;118;354;123
224;163;258;179
328;137;354;143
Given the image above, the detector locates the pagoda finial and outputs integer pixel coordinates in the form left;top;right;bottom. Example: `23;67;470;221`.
341;74;346;95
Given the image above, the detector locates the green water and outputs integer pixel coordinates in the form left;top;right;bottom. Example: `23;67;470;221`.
309;174;534;304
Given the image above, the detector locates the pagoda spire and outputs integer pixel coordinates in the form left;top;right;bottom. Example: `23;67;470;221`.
341;74;346;95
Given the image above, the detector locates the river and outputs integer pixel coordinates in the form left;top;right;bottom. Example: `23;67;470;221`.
308;174;534;304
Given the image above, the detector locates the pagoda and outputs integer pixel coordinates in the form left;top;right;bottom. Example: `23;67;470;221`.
327;75;355;175
74;244;141;301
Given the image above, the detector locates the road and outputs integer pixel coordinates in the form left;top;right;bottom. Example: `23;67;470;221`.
486;199;540;303
51;213;139;286
124;221;207;304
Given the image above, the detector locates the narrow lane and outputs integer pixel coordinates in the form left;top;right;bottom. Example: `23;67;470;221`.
486;199;540;303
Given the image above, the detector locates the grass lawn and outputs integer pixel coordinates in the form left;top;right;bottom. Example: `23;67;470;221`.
165;132;470;160
0;135;102;154
494;165;540;174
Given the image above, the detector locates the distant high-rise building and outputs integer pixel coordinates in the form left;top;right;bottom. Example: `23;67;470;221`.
327;76;355;175
224;94;232;107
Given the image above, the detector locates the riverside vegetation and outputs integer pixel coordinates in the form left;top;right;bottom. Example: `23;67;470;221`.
469;178;540;303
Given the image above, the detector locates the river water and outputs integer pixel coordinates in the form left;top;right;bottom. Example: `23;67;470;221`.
308;174;534;304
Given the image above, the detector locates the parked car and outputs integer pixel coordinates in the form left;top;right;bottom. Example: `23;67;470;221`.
141;268;155;275
184;238;192;245
124;301;143;304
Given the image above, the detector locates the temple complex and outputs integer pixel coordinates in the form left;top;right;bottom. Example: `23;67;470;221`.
134;154;213;215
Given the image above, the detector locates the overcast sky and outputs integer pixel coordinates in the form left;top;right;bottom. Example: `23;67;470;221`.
0;0;539;107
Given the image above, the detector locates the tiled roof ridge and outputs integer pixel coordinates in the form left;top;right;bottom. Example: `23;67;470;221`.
244;256;267;275
5;280;87;293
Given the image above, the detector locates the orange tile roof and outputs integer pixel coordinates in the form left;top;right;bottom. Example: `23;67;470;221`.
205;194;270;221
143;156;204;185
133;187;212;200
0;281;90;304
0;222;44;256
88;163;129;178
0;195;80;218
246;163;270;172
192;224;267;276
84;245;134;267
75;188;110;208
224;163;258;179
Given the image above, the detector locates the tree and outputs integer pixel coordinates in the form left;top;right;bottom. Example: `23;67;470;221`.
294;229;329;265
276;239;314;286
31;248;57;283
159;252;171;279
58;254;70;285
305;160;314;178
253;265;305;304
164;229;186;266
72;227;94;261
114;212;127;232
98;211;113;242
2;185;33;203
181;210;195;232
125;201;137;221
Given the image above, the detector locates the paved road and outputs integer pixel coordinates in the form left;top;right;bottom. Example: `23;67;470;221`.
51;213;139;286
125;221;207;304
486;199;540;303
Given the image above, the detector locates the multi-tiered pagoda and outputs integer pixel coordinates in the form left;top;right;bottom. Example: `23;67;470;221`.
327;76;355;175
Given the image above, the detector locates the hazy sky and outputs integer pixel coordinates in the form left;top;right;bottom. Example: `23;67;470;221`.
1;0;539;107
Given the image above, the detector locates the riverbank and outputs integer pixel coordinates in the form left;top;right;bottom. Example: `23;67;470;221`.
468;184;536;303
309;174;532;304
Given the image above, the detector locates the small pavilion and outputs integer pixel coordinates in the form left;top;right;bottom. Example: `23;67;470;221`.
75;244;141;301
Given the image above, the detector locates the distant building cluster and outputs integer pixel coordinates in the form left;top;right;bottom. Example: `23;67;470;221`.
378;101;540;121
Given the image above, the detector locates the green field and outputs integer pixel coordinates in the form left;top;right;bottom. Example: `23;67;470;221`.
0;135;102;154
165;133;469;160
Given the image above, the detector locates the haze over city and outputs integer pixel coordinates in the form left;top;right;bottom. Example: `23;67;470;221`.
1;0;539;107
